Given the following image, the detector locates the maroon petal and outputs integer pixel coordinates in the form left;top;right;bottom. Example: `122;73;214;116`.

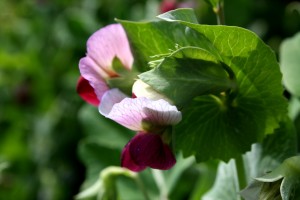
76;76;100;106
129;132;176;170
160;0;178;13
121;139;147;172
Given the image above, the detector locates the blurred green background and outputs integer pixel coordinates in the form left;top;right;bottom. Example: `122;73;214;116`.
0;0;299;199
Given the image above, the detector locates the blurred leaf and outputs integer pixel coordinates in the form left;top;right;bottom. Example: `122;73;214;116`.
280;32;300;97
76;179;103;200
202;160;239;200
78;105;134;187
288;97;300;120
75;167;137;200
189;161;218;200
78;104;133;149
203;0;220;10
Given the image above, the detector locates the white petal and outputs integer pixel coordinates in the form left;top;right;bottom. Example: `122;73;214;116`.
132;79;173;104
104;97;181;131
99;89;128;116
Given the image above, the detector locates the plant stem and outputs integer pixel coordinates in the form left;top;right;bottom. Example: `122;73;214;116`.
235;155;247;200
214;0;225;25
151;169;169;200
135;175;151;200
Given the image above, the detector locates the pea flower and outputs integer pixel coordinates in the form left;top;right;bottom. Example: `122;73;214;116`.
99;89;182;172
160;0;196;13
76;24;133;106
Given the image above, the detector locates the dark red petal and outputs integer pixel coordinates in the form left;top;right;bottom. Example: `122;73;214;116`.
121;139;147;172
160;0;178;13
129;132;176;170
76;76;100;106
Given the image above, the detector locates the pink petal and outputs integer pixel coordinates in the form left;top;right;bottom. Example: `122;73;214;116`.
160;0;178;13
121;139;147;172
143;99;182;126
76;76;100;106
128;132;176;170
104;97;181;131
99;88;127;116
86;24;133;75
79;57;109;101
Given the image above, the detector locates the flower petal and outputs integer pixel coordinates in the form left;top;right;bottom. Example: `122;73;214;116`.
128;132;176;170
121;139;147;172
76;76;100;106
79;57;109;101
132;79;173;104
143;99;182;126
99;88;127;116
86;24;133;75
104;97;181;131
160;0;178;13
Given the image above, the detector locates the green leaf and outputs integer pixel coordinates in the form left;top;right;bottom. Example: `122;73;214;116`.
203;0;220;9
202;160;239;200
280;32;300;97
118;19;217;72
78;105;133;149
254;156;300;200
288;97;300;120
175;95;268;162
157;8;198;24
139;47;236;106
205;119;297;200
156;10;287;162
240;118;297;200
120;9;287;162
244;118;297;178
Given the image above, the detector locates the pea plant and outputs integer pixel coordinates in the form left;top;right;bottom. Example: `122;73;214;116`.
75;1;300;199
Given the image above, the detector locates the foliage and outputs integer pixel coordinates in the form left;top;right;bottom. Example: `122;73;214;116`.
1;0;300;200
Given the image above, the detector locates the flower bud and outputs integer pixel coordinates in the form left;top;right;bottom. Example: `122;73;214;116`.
132;79;173;104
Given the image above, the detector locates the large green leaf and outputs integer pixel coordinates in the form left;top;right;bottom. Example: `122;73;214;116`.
280;32;300;97
159;9;287;162
176;95;268;161
139;47;236;106
120;9;287;162
118;17;218;72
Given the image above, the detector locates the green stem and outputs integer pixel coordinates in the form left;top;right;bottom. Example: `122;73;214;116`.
235;155;247;200
214;0;225;25
151;169;169;200
221;62;239;104
135;175;151;200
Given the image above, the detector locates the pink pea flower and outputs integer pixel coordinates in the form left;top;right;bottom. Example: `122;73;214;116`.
99;89;182;172
160;0;196;13
77;24;133;106
160;0;178;13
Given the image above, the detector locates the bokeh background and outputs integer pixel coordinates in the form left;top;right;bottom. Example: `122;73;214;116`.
0;0;299;199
